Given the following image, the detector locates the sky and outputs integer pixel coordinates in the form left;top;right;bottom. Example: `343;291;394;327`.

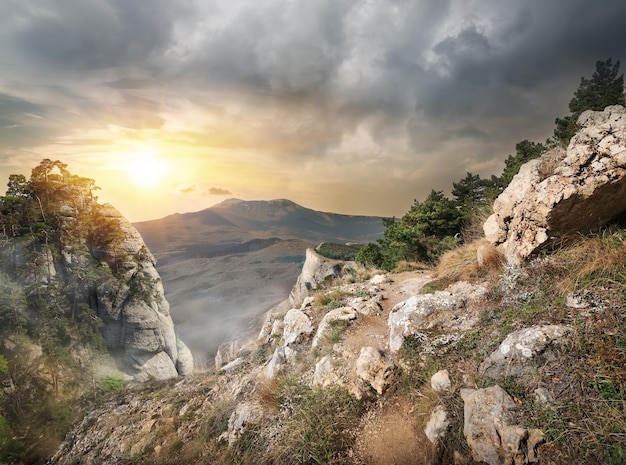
1;0;625;222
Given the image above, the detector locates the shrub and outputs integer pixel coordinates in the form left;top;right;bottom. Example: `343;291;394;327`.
100;371;125;392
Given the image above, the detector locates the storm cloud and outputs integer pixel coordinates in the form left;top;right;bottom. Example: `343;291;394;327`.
1;0;625;219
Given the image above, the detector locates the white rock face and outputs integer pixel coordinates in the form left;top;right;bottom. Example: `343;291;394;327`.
312;354;342;387
92;204;192;381
176;338;194;376
424;405;449;444
461;386;543;465
311;306;357;349
282;309;314;345
388;292;466;352
265;346;287;379
289;248;342;307
355;347;396;395
480;325;572;379
129;352;179;382
215;340;244;370
430;369;452;393
485;105;626;264
225;402;265;446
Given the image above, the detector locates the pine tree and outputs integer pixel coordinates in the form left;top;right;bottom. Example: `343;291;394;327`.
554;58;625;144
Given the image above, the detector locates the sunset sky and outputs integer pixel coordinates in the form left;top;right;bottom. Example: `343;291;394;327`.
1;1;625;222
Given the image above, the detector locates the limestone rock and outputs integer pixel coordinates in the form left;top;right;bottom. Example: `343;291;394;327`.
176;338;194;376
258;313;279;342
289;248;342;307
461;386;543;465
312;354;342;387
431;369;452;393
92;204;192;381
369;274;388;285
480;325;572;379
215;340;244;370
485;105;626;264
355;347;396;395
129;351;179;382
265;346;287;379
220;357;245;372
388;292;466;352
311;306;357;349
424;405;449;444
347;294;383;316
225;402;265;446
282;309;314;345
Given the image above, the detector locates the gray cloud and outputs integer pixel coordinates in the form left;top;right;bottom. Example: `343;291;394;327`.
1;0;625;214
207;187;233;196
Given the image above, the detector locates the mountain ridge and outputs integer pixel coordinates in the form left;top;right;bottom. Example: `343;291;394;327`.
134;198;385;264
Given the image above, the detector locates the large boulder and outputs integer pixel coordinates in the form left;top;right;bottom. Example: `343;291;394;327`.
355;346;396;395
485;105;626;264
282;309;314;345
311;306;357;349
461;386;543;465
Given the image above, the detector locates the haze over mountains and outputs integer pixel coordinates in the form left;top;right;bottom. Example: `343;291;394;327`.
134;199;385;362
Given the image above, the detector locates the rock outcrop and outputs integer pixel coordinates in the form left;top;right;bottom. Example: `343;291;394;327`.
387;291;472;352
289;248;343;306
485;105;626;264
461;386;543;465
92;204;192;380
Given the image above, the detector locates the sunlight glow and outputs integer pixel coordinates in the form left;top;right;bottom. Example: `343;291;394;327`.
124;149;168;188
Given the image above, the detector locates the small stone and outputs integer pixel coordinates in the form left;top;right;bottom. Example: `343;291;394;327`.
431;369;452;393
533;387;553;405
424;405;449;444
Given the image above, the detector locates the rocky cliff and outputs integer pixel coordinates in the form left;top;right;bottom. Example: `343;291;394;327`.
90;204;193;380
485;105;626;264
0;161;192;382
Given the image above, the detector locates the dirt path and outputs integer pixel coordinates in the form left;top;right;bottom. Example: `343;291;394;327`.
343;270;436;465
342;270;433;352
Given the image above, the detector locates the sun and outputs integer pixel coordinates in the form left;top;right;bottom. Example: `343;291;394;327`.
125;151;167;188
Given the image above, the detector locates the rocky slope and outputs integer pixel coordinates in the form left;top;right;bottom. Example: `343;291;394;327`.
46;108;626;464
134;199;385;362
49;244;625;465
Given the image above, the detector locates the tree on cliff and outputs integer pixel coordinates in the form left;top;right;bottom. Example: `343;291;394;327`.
554;58;625;144
377;190;463;268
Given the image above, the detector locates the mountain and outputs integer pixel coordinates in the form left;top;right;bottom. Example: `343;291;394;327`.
134;198;385;264
133;199;386;362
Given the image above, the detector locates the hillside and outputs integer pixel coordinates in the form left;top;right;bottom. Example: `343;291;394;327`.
46;106;626;465
134;199;385;363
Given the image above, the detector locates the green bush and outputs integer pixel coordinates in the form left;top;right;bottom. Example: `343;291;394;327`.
100;371;125;392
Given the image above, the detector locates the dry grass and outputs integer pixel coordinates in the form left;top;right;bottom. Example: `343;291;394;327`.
551;229;626;291
253;377;280;411
436;239;503;282
461;204;494;243
393;260;429;273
